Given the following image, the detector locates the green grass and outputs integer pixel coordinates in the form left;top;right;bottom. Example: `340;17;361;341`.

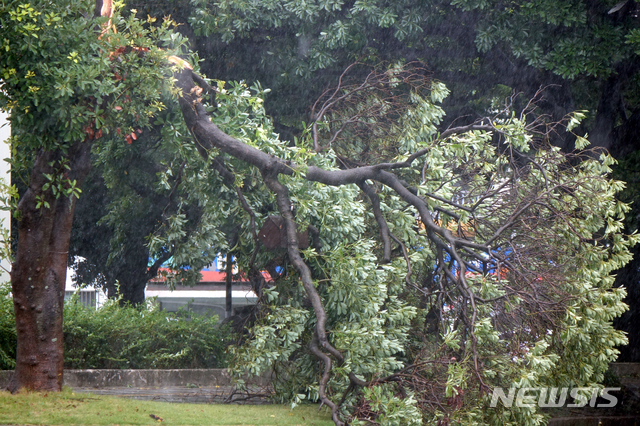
0;387;334;425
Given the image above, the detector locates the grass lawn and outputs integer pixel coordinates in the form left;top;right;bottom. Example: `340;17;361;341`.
0;387;334;426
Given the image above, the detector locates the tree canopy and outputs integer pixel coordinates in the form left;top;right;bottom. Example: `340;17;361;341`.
68;0;640;309
1;1;638;425
185;0;640;148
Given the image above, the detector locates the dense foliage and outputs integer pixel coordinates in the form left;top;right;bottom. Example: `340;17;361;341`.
0;282;232;370
0;0;188;163
187;0;640;141
86;0;640;308
0;282;16;370
63;296;232;369
200;73;634;426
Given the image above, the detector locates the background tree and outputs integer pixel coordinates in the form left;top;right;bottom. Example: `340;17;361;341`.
69;109;202;305
69;171;164;305
186;0;640;152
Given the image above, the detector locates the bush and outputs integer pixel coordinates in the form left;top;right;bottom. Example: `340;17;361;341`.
63;296;233;369
0;285;234;370
0;282;16;370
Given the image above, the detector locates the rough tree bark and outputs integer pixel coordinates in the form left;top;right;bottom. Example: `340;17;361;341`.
8;141;92;393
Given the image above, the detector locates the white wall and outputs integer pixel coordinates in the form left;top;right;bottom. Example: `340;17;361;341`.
0;111;11;283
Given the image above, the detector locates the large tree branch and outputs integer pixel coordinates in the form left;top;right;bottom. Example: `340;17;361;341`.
173;66;584;425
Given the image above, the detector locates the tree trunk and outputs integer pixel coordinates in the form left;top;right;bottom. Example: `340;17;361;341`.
225;252;232;318
8;141;91;393
113;242;152;306
589;76;621;151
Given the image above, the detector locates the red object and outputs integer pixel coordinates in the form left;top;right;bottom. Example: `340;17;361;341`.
153;268;273;284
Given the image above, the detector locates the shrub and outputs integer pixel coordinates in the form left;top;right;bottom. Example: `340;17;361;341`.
0;285;234;370
63;295;233;369
0;282;16;370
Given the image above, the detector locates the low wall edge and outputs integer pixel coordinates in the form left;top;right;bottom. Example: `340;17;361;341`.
0;368;269;389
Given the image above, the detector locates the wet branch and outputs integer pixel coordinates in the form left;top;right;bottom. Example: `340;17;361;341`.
357;181;391;263
262;172;346;425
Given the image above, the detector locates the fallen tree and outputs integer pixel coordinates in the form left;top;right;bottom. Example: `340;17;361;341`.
172;64;635;425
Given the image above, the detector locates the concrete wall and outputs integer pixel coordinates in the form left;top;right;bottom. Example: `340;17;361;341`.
0;369;269;389
608;362;640;378
3;363;638;390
